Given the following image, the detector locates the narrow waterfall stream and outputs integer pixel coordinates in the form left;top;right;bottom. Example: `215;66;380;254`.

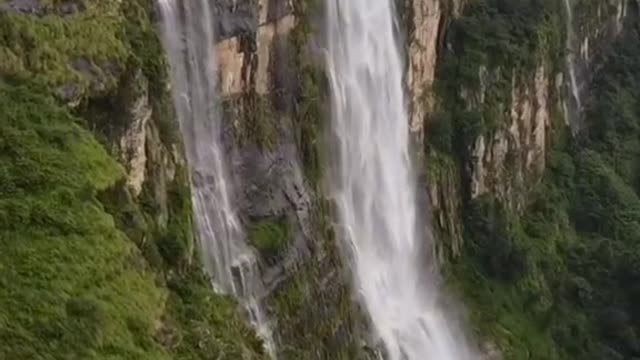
564;0;582;112
325;1;475;359
156;0;274;355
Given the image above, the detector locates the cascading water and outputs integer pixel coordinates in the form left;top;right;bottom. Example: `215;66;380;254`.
156;0;274;355
564;0;582;112
325;1;475;359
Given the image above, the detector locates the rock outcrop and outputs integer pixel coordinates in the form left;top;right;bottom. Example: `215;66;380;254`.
406;0;442;148
469;66;550;209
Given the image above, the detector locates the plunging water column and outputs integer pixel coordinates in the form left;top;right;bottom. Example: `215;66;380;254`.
325;1;475;359
156;0;274;355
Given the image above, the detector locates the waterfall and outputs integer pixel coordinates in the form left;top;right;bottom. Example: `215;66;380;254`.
325;1;475;359
156;0;274;355
564;0;582;112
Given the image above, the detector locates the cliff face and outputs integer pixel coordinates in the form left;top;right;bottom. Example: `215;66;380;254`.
406;0;640;358
212;1;366;358
405;0;442;148
568;0;628;129
406;0;630;255
4;0;640;359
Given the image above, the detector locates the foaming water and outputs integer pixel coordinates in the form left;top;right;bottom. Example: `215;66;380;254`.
156;0;274;355
325;1;476;359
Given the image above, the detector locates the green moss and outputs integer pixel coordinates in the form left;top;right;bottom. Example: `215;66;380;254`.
248;217;290;260
266;194;364;359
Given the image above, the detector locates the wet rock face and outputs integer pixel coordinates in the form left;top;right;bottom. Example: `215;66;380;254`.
220;108;313;288
214;0;259;39
212;1;367;355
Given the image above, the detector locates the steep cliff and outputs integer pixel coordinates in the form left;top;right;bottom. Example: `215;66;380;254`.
405;0;640;359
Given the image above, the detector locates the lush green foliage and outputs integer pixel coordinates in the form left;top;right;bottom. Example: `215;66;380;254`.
0;2;268;358
0;81;170;359
248;217;291;260
431;0;565;154
0;77;266;360
449;14;640;360
0;0;128;93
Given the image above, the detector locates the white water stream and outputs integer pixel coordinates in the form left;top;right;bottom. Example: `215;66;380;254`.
564;0;582;112
156;0;274;355
325;1;475;359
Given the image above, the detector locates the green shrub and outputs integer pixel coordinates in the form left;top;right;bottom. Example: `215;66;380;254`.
464;197;529;281
451;17;640;359
248;216;291;260
426;111;454;154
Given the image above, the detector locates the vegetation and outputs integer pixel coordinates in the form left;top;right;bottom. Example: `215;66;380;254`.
0;80;168;359
291;0;326;188
432;0;565;154
445;8;640;360
248;217;291;260
224;92;278;149
11;0;638;359
0;0;128;96
0;1;267;358
269;199;363;360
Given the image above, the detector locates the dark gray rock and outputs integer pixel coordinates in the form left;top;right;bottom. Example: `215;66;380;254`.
57;1;84;15
1;0;42;14
214;0;259;39
70;57;119;94
220;112;313;293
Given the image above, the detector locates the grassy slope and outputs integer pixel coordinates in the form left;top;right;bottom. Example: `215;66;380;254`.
0;1;267;359
0;81;170;359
